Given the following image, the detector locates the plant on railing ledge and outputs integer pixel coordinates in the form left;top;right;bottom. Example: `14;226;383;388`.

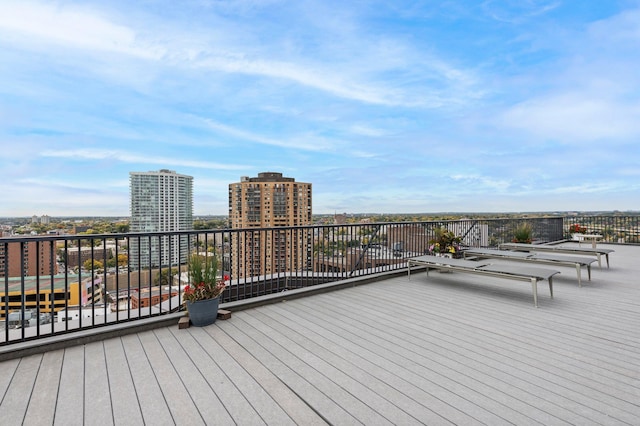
429;227;462;257
569;224;587;234
513;222;533;243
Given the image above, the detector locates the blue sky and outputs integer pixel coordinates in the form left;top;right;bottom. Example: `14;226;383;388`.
1;0;639;217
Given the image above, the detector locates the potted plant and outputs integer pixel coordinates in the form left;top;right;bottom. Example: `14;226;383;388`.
512;222;533;244
429;227;462;258
568;223;587;243
183;252;228;326
569;224;587;234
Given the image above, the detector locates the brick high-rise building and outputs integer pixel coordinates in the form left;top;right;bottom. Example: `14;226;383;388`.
0;239;58;278
229;172;312;278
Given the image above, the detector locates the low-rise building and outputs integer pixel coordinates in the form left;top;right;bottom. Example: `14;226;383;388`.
129;287;179;309
0;274;104;319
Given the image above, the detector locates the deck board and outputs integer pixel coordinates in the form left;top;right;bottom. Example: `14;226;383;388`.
175;326;266;425
54;345;85;425
84;341;114;426
0;357;20;410
23;350;63;425
0;243;639;425
191;326;296;425
156;327;235;424
120;333;174;425
136;330;205;425
206;325;326;425
240;311;392;425
1;354;40;424
263;301;473;425
299;294;555;425
223;316;362;425
249;308;424;425
103;336;145;425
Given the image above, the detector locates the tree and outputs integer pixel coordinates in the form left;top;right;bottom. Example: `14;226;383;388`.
57;249;67;265
83;259;104;272
154;268;179;286
117;254;128;266
115;223;129;233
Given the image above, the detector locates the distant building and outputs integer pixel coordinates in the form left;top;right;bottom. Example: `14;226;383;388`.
229;172;312;278
129;169;193;270
0;274;103;319
64;246;113;268
0;239;58;278
314;247;405;274
72;225;91;234
333;213;347;225
386;224;430;254
129;287;179;309
31;215;51;224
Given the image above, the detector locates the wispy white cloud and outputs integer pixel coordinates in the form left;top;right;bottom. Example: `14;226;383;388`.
40;149;248;170
547;182;625;195
450;174;512;192
482;0;560;23
18;177;126;190
348;124;387;137
499;94;640;143
0;0;480;108
0;1;164;59
201;118;338;152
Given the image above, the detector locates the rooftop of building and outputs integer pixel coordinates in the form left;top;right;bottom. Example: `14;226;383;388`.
1;241;638;424
2;274;98;294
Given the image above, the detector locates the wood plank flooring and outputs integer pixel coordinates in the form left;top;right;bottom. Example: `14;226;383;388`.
1;243;639;425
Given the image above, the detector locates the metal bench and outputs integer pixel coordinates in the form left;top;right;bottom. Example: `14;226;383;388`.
463;248;596;287
407;255;560;307
499;242;614;268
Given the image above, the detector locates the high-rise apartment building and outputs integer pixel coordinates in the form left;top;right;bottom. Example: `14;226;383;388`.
129;169;193;269
0;239;58;278
229;172;312;278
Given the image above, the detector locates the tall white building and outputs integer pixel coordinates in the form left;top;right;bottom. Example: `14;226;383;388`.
129;169;193;270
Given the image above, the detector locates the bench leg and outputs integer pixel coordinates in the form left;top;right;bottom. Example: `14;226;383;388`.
605;254;610;268
531;278;538;308
548;277;554;299
587;265;591;281
576;264;582;287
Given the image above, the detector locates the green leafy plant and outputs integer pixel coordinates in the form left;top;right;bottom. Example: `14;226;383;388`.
513;222;533;244
183;252;227;304
429;227;462;255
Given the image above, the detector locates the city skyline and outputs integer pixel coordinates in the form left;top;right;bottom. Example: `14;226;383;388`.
2;1;640;217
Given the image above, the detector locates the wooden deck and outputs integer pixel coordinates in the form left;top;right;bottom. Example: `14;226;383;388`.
1;243;639;425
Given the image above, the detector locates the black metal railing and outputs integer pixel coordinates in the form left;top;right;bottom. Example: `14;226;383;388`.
564;215;640;244
1;215;637;346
